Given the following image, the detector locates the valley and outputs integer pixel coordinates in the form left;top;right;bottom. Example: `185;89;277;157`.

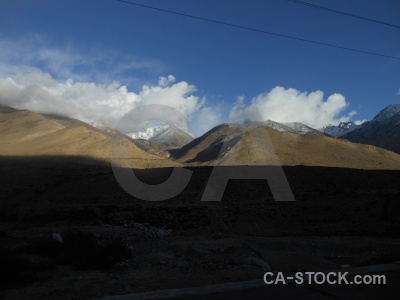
1;104;400;299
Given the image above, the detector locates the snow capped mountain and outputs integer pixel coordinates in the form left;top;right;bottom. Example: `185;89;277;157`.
321;122;360;137
321;104;400;139
89;120;194;148
90;103;400;154
128;124;195;147
129;124;170;140
244;119;320;135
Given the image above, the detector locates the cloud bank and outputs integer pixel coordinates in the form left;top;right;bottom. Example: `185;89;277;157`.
0;70;359;136
0;70;212;135
0;37;219;136
0;37;360;135
229;86;357;128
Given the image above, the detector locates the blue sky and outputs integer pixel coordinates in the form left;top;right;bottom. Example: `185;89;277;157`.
0;0;399;136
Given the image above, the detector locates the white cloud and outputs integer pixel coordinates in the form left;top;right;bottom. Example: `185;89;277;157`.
194;106;223;136
229;96;246;121
139;80;199;117
0;37;229;136
0;70;204;134
397;88;400;96
230;86;359;128
0;37;361;135
354;120;366;125
158;75;176;87
0;71;360;136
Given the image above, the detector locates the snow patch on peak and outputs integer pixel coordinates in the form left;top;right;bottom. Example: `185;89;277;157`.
321;122;359;137
128;124;194;147
128;124;170;140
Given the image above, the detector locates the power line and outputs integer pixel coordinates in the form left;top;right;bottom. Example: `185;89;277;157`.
116;0;400;60
286;0;400;29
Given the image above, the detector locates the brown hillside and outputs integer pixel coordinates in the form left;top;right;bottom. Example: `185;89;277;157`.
0;106;178;168
172;124;400;169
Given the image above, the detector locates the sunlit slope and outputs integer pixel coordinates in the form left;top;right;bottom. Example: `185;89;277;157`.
171;124;400;169
0;106;178;168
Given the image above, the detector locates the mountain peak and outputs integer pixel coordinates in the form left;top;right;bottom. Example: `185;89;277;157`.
128;124;194;147
244;119;320;135
372;104;400;122
321;121;359;137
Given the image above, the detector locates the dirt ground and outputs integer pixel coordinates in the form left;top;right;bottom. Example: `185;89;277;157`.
1;156;400;299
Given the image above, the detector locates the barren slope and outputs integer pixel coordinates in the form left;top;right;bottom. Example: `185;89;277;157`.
171;124;400;169
0;106;178;168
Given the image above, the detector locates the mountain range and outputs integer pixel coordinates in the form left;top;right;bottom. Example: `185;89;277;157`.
241;104;400;155
169;122;400;169
320;122;360;137
89;104;400;156
1;103;400;169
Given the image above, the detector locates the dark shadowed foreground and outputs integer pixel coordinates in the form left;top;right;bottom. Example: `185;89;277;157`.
1;156;400;299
